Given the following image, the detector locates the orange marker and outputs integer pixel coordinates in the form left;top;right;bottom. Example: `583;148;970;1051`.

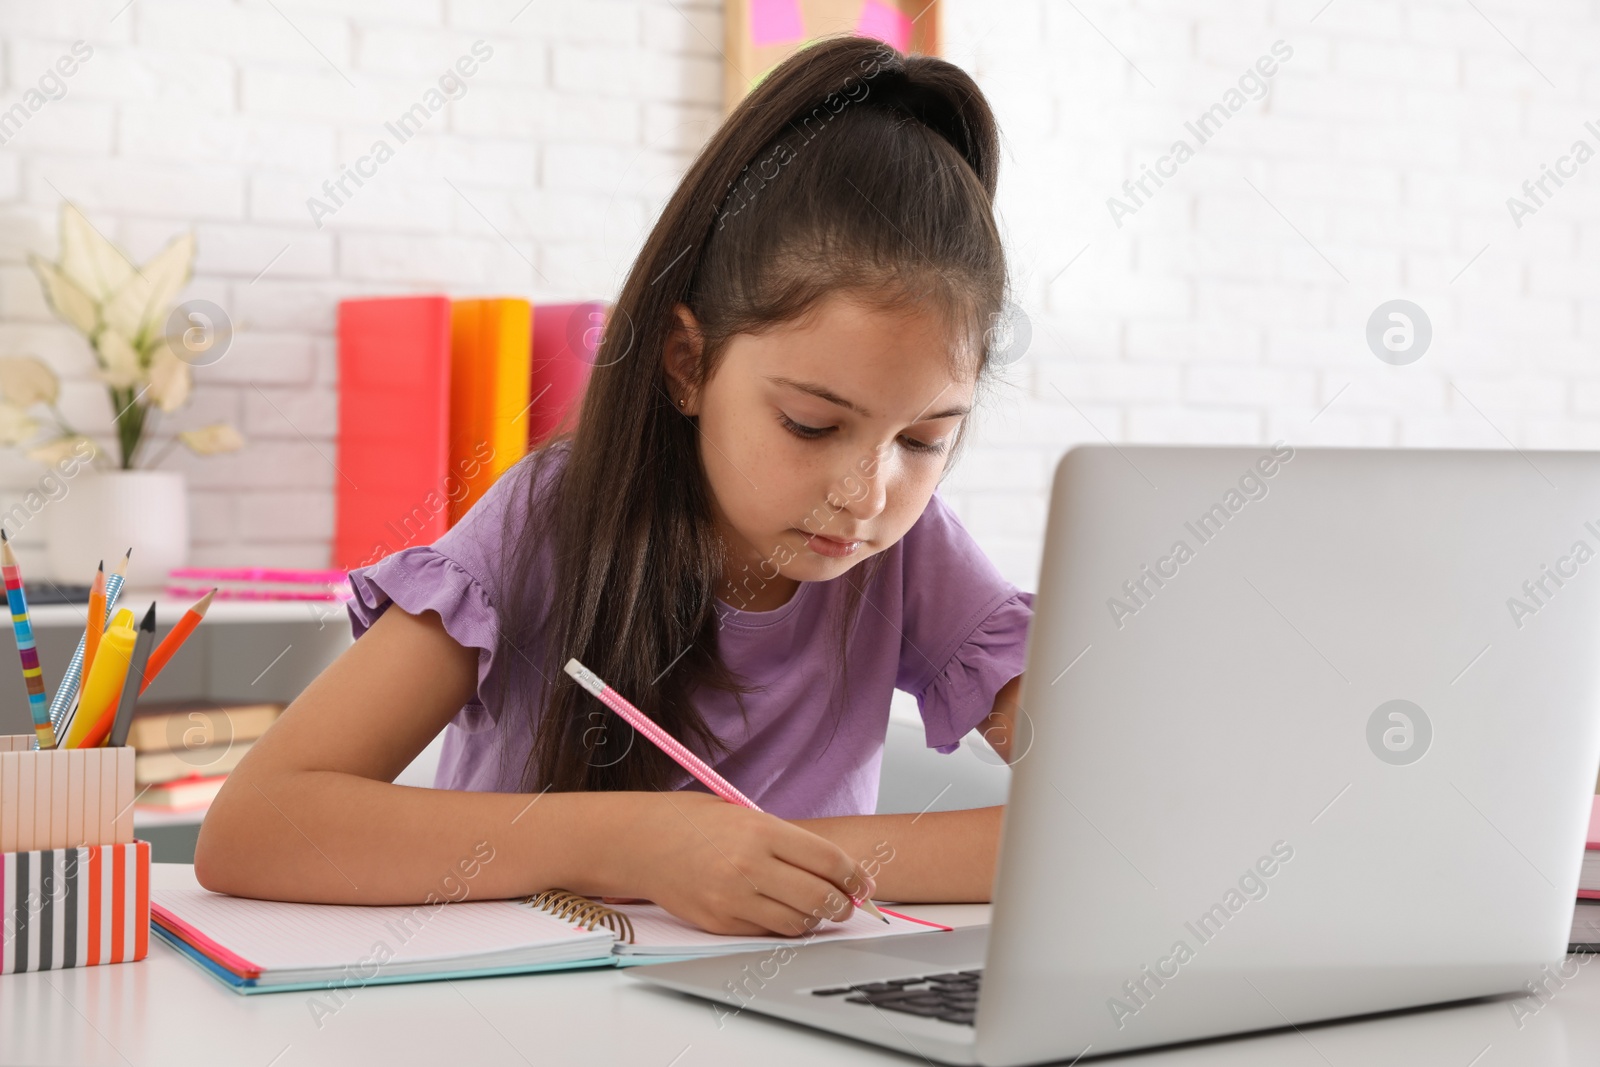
82;561;106;682
140;588;215;693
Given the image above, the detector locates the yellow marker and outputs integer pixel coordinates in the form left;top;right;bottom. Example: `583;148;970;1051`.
65;608;136;749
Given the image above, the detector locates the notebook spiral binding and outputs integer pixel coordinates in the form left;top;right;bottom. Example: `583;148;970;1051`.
523;889;636;944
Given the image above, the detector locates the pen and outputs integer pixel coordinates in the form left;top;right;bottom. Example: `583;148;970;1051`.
564;657;891;925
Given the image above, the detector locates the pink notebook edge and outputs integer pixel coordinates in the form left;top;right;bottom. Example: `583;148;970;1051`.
151;902;263;977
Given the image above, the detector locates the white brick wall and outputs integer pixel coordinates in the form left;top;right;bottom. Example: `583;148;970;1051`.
0;0;717;570
942;0;1600;587
0;0;1593;591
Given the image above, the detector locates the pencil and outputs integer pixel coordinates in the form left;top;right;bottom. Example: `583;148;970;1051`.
563;657;891;925
140;588;215;693
0;531;55;749
83;561;106;686
50;550;129;745
107;603;157;748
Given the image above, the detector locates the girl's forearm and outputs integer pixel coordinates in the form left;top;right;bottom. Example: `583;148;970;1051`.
199;763;1004;908
793;806;1003;903
196;770;643;905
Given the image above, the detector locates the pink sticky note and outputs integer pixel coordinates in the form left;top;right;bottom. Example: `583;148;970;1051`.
750;0;805;46
856;0;913;51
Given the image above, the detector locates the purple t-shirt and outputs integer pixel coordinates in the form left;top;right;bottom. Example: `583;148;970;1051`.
346;450;1033;819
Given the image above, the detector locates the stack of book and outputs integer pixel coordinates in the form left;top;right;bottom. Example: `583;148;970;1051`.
129;701;283;811
334;296;606;570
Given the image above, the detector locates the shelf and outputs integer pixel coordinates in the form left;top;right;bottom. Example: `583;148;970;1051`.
134;804;210;828
25;591;353;628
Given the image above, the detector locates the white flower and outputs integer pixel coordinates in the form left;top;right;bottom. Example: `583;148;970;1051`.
147;342;192;413
57;203;136;304
28;257;98;336
96;330;143;390
25;435;96;466
0;356;59;408
20;203;232;469
0;403;38;446
178;423;243;456
101;231;195;347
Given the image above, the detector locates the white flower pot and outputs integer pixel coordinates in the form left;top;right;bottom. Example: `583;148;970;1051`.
42;470;190;586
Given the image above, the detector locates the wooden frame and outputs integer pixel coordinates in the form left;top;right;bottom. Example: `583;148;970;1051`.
723;0;942;112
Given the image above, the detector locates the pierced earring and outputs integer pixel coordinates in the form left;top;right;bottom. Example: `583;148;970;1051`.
678;399;686;408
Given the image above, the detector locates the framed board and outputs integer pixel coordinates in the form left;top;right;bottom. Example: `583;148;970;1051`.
722;0;942;111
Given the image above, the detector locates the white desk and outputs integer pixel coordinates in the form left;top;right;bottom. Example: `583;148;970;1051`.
3;866;1600;1066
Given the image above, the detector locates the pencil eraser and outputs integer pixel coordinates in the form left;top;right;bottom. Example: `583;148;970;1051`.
563;659;605;697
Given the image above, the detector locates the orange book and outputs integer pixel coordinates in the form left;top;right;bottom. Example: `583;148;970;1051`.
449;299;532;524
334;296;453;570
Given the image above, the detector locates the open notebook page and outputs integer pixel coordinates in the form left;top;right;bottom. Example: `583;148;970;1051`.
152;887;615;971
606;901;948;957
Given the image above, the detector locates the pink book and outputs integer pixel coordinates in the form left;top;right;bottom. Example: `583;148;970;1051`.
170;568;348;584
528;302;604;448
1580;796;1600;901
164;586;352;603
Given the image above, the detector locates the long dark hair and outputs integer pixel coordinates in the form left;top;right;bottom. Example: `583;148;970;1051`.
497;35;1008;794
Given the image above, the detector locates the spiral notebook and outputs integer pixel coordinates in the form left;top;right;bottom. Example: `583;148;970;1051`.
148;866;948;994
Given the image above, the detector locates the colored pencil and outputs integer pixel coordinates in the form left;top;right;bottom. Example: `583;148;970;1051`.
1;530;55;749
140;588;215;693
83;561;107;687
49;550;129;745
563;658;890;925
108;604;157;748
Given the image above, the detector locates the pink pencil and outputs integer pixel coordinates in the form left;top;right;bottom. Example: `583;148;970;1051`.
564;658;889;924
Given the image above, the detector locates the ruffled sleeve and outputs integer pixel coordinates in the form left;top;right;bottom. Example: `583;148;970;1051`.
892;492;1036;753
343;457;546;734
913;590;1034;753
346;546;504;734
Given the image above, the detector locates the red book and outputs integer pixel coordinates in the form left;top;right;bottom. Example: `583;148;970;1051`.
1581;795;1600;900
528;301;605;448
335;296;453;571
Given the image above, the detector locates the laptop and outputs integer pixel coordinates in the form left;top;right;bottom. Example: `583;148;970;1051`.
632;445;1600;1065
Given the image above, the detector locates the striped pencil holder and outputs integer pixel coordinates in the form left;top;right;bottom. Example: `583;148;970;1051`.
0;735;149;973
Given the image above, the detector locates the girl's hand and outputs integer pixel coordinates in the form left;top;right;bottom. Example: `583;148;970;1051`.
614;792;874;937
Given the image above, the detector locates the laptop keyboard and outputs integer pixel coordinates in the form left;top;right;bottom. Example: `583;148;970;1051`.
810;969;982;1026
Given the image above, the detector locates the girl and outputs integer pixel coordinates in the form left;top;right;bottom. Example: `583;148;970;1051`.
197;36;1033;939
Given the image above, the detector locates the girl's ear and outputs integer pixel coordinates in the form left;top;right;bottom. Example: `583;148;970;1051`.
663;303;704;416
